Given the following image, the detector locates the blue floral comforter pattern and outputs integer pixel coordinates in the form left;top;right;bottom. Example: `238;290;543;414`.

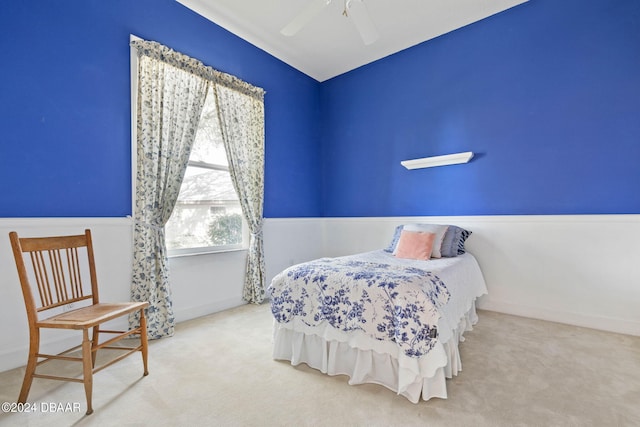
268;257;451;358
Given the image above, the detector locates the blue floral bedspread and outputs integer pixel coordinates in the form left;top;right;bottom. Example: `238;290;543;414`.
267;257;451;358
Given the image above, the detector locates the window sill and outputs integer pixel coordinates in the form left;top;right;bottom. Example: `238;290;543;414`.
168;247;248;259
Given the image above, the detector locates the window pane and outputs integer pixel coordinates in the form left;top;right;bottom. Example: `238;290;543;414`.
189;87;227;165
166;166;242;250
166;202;242;250
177;166;238;202
165;87;246;252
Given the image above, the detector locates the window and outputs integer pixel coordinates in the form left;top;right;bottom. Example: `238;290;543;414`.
165;87;247;255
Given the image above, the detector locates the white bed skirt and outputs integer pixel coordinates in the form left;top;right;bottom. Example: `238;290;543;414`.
272;302;479;403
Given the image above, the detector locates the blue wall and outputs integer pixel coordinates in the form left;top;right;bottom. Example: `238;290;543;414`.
1;0;639;219
0;0;322;218
320;0;640;216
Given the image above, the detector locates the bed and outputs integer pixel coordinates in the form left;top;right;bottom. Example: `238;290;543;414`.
267;224;487;403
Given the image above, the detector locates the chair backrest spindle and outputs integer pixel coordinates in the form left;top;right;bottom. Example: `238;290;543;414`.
29;251;49;307
67;247;84;300
10;230;97;319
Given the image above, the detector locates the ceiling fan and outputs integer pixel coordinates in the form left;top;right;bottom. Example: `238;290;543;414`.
281;0;380;45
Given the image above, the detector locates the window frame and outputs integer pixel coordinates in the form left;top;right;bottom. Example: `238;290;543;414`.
130;34;249;258
166;159;249;257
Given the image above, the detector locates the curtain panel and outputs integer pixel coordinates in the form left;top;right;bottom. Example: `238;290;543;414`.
130;47;209;338
214;85;266;304
130;39;267;338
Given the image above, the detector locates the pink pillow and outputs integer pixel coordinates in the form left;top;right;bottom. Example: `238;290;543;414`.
394;230;435;261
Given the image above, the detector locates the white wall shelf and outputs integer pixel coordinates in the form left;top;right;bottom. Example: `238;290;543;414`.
401;151;474;170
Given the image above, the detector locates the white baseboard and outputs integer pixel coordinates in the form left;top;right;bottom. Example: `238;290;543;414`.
173;298;246;323
477;299;640;337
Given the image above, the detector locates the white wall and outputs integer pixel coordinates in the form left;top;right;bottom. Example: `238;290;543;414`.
0;216;325;373
169;250;247;321
0;218;247;373
320;215;640;336
0;218;135;373
2;214;639;373
263;217;325;282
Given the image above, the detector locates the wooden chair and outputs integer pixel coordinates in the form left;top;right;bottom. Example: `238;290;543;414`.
9;229;149;415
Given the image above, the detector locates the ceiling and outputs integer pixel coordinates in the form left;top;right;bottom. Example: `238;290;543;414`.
176;0;528;82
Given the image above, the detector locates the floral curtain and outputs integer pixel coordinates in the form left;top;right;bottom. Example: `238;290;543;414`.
214;85;266;303
130;40;209;338
129;39;267;334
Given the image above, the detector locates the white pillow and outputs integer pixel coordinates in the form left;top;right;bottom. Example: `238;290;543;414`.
396;224;449;258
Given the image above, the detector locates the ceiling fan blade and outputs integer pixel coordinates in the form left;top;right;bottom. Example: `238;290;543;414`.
281;0;332;37
348;0;379;45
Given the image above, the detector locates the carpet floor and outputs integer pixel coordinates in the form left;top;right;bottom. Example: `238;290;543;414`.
0;303;638;427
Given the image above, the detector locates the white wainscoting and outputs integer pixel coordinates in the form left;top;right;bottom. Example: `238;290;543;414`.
0;218;254;373
320;215;640;337
1;214;638;373
0;218;135;373
169;250;248;322
263;217;326;283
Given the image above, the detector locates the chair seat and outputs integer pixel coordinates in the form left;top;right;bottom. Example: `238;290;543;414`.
37;302;149;329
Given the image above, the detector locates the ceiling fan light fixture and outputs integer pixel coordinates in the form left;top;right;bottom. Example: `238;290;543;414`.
281;0;379;45
342;0;351;17
348;0;379;45
281;0;333;37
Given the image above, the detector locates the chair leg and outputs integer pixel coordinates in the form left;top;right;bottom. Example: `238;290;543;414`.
139;309;149;376
91;325;100;368
18;329;39;403
81;329;94;415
